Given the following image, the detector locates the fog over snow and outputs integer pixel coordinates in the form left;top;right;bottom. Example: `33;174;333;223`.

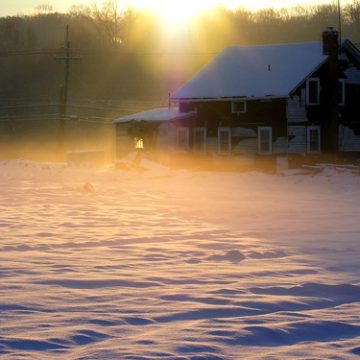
1;159;360;359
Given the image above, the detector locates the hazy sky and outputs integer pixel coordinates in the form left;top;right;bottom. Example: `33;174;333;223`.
0;0;351;16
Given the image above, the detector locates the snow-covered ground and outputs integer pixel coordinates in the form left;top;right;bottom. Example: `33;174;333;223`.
1;159;360;359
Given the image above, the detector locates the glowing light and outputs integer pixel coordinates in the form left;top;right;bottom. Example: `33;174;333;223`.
1;0;355;18
135;138;144;149
123;0;218;33
117;0;347;33
121;0;348;15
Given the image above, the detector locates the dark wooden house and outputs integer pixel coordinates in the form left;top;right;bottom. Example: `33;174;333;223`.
114;28;360;160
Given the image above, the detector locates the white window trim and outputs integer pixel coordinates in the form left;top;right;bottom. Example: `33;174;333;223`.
218;127;231;154
307;126;321;154
258;126;273;155
231;100;247;114
306;78;320;106
193;127;207;153
339;78;346;106
176;127;190;150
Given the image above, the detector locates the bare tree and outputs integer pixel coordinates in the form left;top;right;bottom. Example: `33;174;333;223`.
68;5;91;18
34;4;54;15
345;1;360;33
91;0;134;46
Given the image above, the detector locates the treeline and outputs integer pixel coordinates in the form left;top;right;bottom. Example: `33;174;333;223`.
1;1;360;104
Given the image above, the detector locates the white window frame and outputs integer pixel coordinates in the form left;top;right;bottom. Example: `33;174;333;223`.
193;127;207;153
339;79;346;106
306;78;320;106
307;126;321;154
218;127;231;154
231;100;247;114
258;126;273;155
134;137;144;149
176;127;190;150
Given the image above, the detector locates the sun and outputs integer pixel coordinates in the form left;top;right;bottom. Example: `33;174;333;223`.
123;0;220;33
150;1;208;32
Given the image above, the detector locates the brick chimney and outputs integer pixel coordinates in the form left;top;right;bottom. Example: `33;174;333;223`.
322;27;338;56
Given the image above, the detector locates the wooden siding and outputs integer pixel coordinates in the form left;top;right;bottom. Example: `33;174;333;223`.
157;123;176;148
234;138;257;156
194;99;288;139
339;125;360;152
273;137;288;154
232;127;257;155
288;126;307;153
287;95;307;123
206;136;218;153
116;123;133;155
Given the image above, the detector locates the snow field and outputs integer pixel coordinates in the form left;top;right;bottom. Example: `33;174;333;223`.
1;160;360;359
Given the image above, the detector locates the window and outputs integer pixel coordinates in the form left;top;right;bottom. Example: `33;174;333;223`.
176;127;189;150
231;100;247;114
258;127;272;154
307;126;321;153
194;127;207;153
306;78;320;105
338;79;345;106
134;137;144;149
218;127;231;154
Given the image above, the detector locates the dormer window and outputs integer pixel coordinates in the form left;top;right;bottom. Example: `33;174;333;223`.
306;78;320;106
231;100;247;114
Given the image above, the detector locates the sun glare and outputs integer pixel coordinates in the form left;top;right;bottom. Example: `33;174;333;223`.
100;0;352;35
151;1;202;32
124;0;219;33
119;0;321;33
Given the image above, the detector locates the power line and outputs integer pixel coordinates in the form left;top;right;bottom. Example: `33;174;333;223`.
1;43;359;58
0;113;66;121
0;117;113;123
338;0;342;44
0;47;218;57
0;48;64;57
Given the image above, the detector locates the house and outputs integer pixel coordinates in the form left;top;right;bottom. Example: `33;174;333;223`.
114;28;360;161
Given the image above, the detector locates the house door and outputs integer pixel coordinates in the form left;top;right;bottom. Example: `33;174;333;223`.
307;126;321;153
176;127;190;150
194;127;207;153
258;127;272;154
218;127;231;154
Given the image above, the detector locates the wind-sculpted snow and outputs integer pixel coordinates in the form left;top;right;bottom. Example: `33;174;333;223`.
1;160;360;359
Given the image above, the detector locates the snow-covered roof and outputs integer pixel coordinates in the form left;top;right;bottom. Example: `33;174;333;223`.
342;39;360;64
113;107;195;124
171;42;328;101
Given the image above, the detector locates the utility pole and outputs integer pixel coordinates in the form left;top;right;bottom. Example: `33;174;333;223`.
55;25;81;158
337;0;342;44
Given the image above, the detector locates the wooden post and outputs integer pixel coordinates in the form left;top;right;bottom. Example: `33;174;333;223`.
56;25;81;159
58;85;65;156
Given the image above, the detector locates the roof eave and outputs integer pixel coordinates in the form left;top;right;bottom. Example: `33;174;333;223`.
113;111;195;124
171;95;288;102
289;57;328;96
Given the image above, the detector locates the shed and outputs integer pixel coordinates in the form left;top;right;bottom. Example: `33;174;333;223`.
113;107;195;155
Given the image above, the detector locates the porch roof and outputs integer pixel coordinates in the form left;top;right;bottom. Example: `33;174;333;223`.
171;42;327;101
113;107;195;124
